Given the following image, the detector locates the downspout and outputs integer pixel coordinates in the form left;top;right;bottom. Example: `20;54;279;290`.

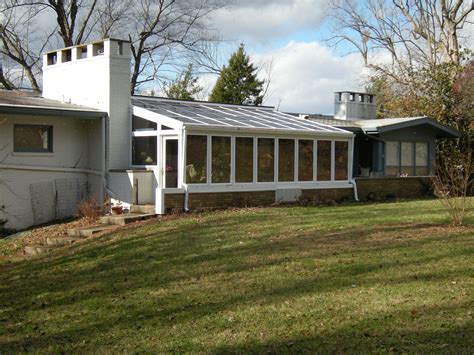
103;114;115;200
349;134;360;201
101;114;108;202
181;126;190;212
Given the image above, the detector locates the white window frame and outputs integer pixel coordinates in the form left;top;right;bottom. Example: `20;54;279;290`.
316;139;334;182
277;137;297;183
334;140;350;181
210;134;232;185
234;135;255;185
257;136;276;184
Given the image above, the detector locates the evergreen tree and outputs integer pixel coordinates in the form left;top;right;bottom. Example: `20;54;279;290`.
209;44;264;105
164;64;202;101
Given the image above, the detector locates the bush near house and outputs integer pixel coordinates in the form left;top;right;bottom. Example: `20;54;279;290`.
0;199;473;353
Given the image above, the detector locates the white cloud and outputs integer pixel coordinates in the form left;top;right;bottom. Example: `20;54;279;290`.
251;41;368;114
212;0;328;44
198;41;368;114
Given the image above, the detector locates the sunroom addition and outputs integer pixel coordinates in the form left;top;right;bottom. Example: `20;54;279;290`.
130;97;354;213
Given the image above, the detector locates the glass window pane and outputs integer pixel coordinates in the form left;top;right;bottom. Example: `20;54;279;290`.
401;142;414;175
186;135;207;184
317;140;331;181
416;142;429;176
165;139;178;188
385;141;399;175
385;141;399;166
211;136;231;183
132;136;157;165
278;139;295;182
258;138;274;182
235;137;253;183
335;141;349;180
14;125;53;153
132;115;157;131
298;140;313;181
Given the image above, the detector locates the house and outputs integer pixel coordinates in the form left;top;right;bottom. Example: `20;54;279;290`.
306;92;461;178
0;90;106;230
0;39;461;231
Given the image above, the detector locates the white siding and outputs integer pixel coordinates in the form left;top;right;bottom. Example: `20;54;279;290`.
0;114;104;230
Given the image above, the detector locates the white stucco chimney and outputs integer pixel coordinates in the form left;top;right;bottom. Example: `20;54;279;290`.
42;38;131;170
334;91;376;120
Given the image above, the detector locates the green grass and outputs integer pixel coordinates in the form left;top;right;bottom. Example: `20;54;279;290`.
1;199;473;353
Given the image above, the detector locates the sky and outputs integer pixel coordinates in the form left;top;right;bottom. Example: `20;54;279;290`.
198;0;369;115
199;0;474;115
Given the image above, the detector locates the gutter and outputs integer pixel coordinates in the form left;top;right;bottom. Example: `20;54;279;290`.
0;104;105;119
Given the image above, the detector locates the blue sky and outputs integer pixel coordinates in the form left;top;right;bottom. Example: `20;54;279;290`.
197;0;369;115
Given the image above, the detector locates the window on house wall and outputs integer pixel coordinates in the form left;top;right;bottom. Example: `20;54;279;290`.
358;94;364;102
385;141;429;176
338;92;343;101
317;140;332;181
211;136;231;183
385;141;400;175
258;138;274;182
368;95;374;103
335;141;349;180
298;139;313;181
235;137;254;183
186;135;207;183
132;115;157;131
132;136;157;165
349;93;355;101
14;125;53;153
415;142;429;175
278;139;295;182
401;142;414;175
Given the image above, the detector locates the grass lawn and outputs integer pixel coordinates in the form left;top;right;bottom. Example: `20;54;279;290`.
0;199;473;353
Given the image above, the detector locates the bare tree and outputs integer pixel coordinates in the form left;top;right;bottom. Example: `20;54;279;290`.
0;0;225;93
326;0;473;83
125;0;225;94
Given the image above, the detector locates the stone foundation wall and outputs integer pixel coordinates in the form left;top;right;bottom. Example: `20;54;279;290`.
300;188;353;203
164;188;353;212
163;178;444;213
355;177;433;200
165;193;186;211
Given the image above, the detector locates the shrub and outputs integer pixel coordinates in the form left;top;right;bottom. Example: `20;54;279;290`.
77;195;102;222
432;150;472;226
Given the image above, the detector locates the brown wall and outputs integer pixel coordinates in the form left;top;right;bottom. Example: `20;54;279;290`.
164;178;438;212
355;177;432;200
164;188;353;212
300;188;353;203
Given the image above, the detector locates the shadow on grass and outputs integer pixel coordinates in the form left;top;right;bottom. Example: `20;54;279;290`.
0;203;473;352
211;303;474;353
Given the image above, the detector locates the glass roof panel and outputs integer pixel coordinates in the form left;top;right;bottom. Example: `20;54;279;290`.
132;97;349;134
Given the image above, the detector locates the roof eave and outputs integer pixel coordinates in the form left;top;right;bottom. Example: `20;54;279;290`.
184;123;354;137
0;104;106;119
376;118;462;138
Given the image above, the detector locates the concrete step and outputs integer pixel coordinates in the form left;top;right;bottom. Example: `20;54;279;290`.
67;225;116;238
24;245;55;256
99;213;157;226
130;204;155;214
46;237;81;246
